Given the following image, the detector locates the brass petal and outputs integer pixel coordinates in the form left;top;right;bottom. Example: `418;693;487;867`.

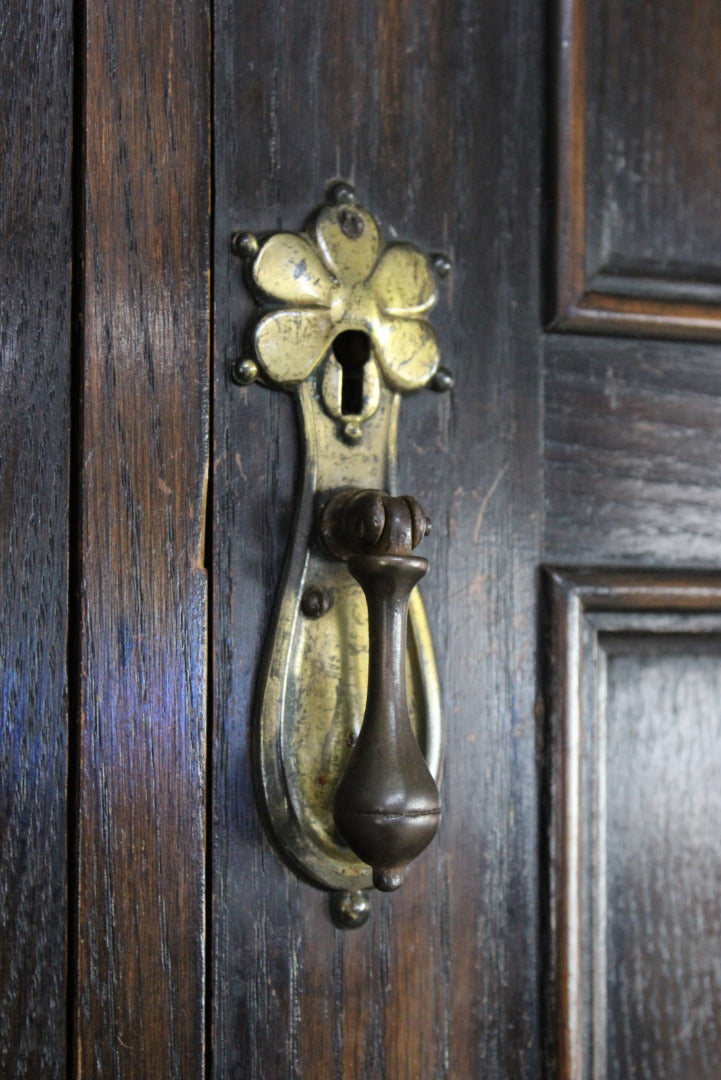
253;232;335;306
313;204;381;287
373;244;437;316
371;317;439;393
255;309;334;385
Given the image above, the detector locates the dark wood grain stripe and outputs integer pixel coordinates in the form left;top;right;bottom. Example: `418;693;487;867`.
75;1;210;1075
0;0;73;1074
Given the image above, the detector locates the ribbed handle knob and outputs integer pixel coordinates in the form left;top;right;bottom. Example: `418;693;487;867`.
320;489;441;891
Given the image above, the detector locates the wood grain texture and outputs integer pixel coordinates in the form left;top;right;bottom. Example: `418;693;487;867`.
586;0;721;293
75;1;209;1076
212;1;543;1077
543;570;721;1079
0;0;72;1074
550;0;721;339
605;642;721;1080
544;337;721;565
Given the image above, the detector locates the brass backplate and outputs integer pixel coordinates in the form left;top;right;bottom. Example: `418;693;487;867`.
235;189;444;891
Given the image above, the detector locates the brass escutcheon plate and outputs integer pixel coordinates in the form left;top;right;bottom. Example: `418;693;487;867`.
232;185;446;892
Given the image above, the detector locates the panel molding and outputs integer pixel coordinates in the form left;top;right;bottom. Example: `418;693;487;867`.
550;0;721;341
543;569;721;1078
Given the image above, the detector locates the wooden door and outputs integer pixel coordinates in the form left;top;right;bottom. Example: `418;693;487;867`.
3;0;721;1077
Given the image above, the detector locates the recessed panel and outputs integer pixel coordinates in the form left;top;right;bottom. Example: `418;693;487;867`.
587;0;721;294
551;0;721;337
545;572;721;1079
605;639;721;1080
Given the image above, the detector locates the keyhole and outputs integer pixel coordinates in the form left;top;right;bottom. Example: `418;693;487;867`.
332;330;371;416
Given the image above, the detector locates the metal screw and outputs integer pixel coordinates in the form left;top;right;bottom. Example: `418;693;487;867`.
231;357;259;386
326;180;356;206
230;231;259;259
339;208;364;240
430;366;455;393
301;586;331;619
430;252;452;278
342;420;363;444
329;889;371;930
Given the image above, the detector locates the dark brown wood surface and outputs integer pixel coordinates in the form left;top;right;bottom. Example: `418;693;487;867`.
3;0;721;1074
545;337;721;565
212;1;543;1076
74;1;210;1076
0;1;73;1075
551;0;721;339
543;572;721;1080
605;640;721;1079
586;0;721;292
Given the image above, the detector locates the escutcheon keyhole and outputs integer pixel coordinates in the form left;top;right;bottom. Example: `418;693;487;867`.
332;330;371;417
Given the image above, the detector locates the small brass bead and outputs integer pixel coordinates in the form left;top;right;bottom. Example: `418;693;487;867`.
230;231;259;258
329;890;371;929
342;420;363;444
430;366;455;393
430;252;452;278
231;357;259;386
326;180;356;206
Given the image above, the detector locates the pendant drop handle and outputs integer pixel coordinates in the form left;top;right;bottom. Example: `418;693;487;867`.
320;489;441;891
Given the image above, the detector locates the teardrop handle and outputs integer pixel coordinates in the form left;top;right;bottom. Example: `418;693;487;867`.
320;489;441;891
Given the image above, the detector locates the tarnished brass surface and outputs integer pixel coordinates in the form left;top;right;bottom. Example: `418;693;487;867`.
248;200;439;398
234;187;445;893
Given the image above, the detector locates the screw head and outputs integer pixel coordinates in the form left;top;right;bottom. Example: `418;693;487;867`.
301;586;331;619
342;419;363;444
430;252;452;278
326;180;356;206
329;889;371;930
430;366;455;393
231;231;259;259
339;208;365;240
231;357;259;386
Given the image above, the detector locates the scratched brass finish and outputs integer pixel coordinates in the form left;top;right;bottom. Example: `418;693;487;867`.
233;186;445;897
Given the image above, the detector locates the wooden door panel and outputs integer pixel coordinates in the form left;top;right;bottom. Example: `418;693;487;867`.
212;1;543;1076
546;0;721;1070
552;0;721;338
605;643;721;1079
544;573;721;1079
0;1;73;1074
4;0;721;1075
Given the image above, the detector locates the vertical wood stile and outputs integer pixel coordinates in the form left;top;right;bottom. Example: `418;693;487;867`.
0;1;73;1075
75;0;210;1075
212;0;543;1076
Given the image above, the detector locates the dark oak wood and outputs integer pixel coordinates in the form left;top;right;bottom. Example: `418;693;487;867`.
544;570;721;1079
4;0;721;1074
74;1;210;1076
550;0;721;339
0;1;73;1075
212;1;543;1076
544;337;721;566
